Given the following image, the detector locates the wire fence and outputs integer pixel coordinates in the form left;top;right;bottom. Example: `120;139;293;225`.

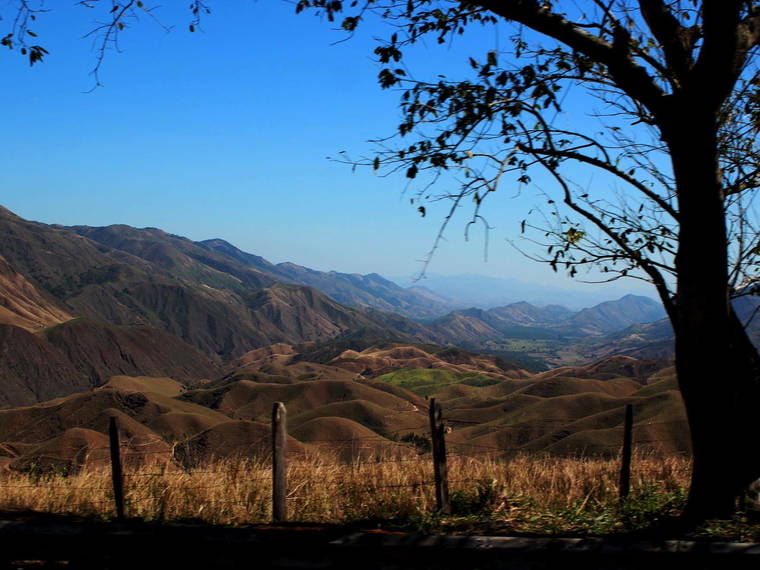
0;399;692;524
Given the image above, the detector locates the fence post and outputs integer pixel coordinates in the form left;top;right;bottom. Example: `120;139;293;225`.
272;401;288;523
429;398;450;514
108;416;125;520
619;403;633;500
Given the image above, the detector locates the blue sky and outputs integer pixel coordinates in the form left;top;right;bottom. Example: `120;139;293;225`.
0;1;653;296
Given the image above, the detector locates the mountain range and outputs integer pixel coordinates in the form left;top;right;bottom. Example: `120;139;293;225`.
3;204;749;409
392;273;654;311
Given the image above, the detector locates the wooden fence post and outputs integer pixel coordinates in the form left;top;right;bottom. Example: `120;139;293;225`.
429;398;450;514
272;402;288;523
619;403;633;500
108;416;125;520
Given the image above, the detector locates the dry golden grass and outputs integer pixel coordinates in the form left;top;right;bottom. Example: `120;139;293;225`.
0;450;691;530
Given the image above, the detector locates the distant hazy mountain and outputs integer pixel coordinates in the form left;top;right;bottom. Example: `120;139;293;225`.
200;239;455;320
430;295;666;345
391;273;652;310
561;294;667;334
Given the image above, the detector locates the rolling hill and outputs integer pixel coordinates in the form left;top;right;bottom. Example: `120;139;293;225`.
0;345;688;473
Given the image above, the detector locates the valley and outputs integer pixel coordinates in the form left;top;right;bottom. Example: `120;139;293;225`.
0;205;755;470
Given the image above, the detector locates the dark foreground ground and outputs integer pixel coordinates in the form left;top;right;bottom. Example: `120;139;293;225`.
1;513;759;570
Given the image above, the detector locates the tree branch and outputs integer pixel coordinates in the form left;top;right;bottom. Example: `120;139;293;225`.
475;0;667;113
520;123;676;319
638;0;697;83
522;145;679;220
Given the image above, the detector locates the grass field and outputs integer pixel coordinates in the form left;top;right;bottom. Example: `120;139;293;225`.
0;451;717;536
375;369;502;396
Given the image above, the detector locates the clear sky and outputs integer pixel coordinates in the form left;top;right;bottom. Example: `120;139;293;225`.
0;1;654;296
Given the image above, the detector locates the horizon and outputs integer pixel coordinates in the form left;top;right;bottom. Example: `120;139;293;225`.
1;202;655;310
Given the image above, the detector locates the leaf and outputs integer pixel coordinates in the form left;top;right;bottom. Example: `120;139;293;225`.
564;228;585;244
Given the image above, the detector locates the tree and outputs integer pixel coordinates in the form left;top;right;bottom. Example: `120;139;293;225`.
291;0;760;522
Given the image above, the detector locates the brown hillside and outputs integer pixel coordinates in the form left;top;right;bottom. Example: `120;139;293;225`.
183;379;420;422
0;389;226;445
0;315;219;409
100;376;186;398
229;343;299;368
182;420;306;461
226;343;360;383
0;254;71;331
8;427;110;472
427;312;505;344
1;210;430;361
534;355;669;382
441;394;545;425
354;380;429;411
146;412;226;443
289;399;427;436
0;386;231;469
45;318;219;386
330;344;530;379
0;324;91;408
431;379;532;404
291;416;389;443
290;417;407;460
222;341;532;385
513;377;641;398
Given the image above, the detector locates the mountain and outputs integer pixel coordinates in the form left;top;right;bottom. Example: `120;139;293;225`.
0;209;435;362
0;206;680;409
426;296;669;370
199;238;455;320
431;295;665;344
0;323;88;407
488;302;575;325
574;318;676;361
391;272;650;310
562;294;667;334
0;318;218;408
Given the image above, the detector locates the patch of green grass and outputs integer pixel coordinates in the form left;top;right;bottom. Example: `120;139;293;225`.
395;483;691;537
374;369;501;396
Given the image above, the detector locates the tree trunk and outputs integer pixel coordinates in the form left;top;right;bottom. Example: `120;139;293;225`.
666;104;760;522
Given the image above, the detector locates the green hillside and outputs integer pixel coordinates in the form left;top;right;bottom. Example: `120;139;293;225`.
375;368;502;396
